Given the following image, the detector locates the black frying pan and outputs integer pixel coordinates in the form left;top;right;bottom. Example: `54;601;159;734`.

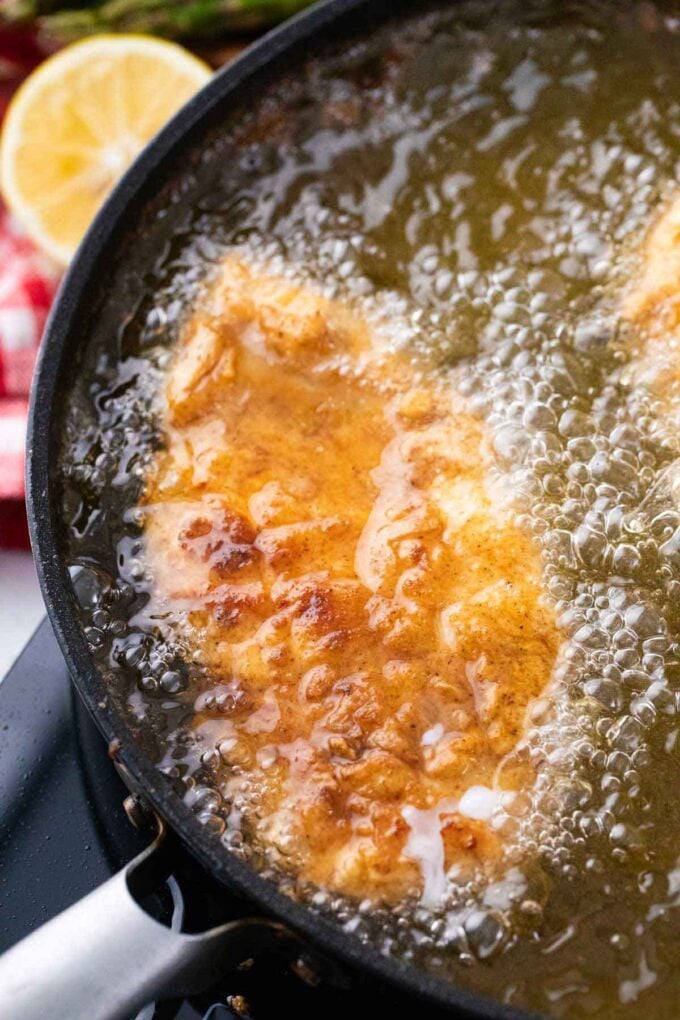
0;2;543;1017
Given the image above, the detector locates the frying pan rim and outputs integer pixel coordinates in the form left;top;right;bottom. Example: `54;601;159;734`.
26;1;543;1016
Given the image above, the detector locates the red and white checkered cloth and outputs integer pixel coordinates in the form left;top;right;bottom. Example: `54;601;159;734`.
0;205;60;534
0;28;61;548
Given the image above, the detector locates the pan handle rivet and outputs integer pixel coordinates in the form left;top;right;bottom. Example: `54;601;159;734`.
123;793;152;830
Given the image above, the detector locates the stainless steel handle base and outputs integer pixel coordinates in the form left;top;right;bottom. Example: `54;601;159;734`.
0;829;286;1020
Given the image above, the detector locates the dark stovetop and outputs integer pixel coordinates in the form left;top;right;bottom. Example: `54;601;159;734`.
0;619;460;1020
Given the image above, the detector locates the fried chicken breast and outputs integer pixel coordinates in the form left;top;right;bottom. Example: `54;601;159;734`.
623;193;680;406
142;256;560;904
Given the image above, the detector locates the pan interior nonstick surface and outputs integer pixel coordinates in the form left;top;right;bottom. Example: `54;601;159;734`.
58;2;680;1016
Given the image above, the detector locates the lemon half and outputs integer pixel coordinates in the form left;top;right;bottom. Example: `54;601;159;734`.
0;35;211;265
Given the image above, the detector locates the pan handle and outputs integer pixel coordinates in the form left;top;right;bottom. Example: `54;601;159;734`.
0;824;287;1020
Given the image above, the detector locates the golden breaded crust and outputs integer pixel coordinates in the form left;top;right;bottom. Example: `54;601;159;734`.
623;194;680;404
623;194;680;327
143;257;559;903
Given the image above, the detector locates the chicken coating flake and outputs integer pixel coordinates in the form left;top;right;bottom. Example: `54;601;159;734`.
142;256;560;904
623;193;680;405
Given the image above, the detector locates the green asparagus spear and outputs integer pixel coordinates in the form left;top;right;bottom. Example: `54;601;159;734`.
0;0;89;19
20;0;316;42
